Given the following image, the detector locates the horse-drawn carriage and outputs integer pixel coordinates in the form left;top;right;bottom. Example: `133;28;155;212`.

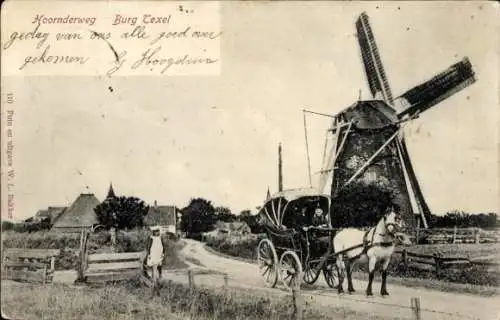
257;188;341;289
257;188;409;295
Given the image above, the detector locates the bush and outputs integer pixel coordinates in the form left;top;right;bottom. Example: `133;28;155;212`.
205;234;266;260
332;183;396;228
94;196;149;230
2;231;81;249
1;220;15;231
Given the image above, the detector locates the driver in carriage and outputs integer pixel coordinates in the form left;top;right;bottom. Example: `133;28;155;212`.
312;207;330;228
295;204;330;249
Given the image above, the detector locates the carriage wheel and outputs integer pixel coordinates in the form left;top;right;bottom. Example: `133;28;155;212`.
323;260;340;289
257;239;278;288
303;261;321;285
279;251;303;290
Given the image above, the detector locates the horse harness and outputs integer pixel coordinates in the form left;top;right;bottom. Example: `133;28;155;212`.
336;219;396;259
361;227;394;254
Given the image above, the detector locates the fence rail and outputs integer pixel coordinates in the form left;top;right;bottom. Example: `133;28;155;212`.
413;227;500;244
396;249;500;276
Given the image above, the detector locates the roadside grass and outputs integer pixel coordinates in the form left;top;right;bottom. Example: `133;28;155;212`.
1;280;186;320
1;279;399;320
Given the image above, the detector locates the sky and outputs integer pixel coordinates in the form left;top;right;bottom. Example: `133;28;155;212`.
1;1;499;221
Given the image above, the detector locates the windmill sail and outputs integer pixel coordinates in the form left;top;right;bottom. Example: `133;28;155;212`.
396;137;431;227
356;12;394;105
395;58;476;118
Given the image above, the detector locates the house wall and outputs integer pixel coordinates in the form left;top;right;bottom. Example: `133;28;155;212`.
157;225;176;234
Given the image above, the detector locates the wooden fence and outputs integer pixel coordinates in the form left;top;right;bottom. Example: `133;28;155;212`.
397;249;499;276
1;248;61;284
413;227;500;244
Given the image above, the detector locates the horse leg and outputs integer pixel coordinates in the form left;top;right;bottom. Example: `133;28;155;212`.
336;255;345;294
380;258;390;296
346;260;355;293
366;257;376;296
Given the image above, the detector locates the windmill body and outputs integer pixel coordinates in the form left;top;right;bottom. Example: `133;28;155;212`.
319;12;476;229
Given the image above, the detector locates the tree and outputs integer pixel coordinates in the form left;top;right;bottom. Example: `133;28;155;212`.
427;211;498;229
238;209;265;234
94;196;149;230
214;206;237;222
180;198;216;238
332;182;396;228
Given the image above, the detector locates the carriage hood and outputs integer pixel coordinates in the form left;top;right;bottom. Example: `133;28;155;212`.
258;188;331;229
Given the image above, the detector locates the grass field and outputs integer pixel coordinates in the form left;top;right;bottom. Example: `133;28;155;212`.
1;279;398;320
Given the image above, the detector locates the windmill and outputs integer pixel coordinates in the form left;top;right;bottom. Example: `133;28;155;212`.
317;12;476;229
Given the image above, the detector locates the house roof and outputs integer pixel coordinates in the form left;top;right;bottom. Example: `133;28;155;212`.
145;205;176;226
34;209;49;221
52;193;100;228
31;206;67;224
46;207;67;224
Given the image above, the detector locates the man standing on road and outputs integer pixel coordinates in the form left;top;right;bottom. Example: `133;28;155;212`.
143;226;167;278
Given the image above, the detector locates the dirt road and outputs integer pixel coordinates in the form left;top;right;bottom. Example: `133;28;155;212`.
176;239;499;320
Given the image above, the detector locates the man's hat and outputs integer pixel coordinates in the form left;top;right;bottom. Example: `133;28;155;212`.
150;226;161;232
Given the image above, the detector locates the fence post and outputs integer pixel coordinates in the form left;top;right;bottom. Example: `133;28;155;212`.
453;226;457;244
410;297;421;320
475;229;480;244
50;256;55;273
224;273;228;289
402;249;408;271
42;265;47;285
292;276;303;320
77;230;85;282
415;226;420;245
188;269;194;289
433;254;441;278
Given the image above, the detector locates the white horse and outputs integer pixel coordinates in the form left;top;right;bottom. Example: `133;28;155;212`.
333;207;411;296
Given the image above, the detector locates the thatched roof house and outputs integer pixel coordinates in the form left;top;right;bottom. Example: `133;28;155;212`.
51;193;100;232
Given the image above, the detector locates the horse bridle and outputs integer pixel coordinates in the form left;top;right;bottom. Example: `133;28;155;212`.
381;213;401;238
